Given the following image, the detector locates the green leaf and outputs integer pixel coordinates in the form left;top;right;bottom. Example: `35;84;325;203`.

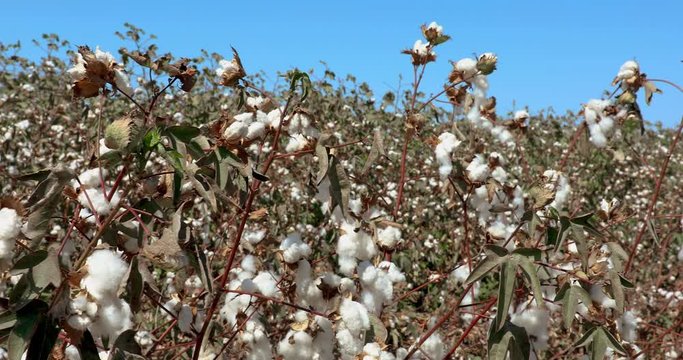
314;136;330;185
619;274;635;289
361;129;386;174
590;328;608;360
647;218;660;246
553;216;572;252
144;128;162;150
23;167;74;242
516;256;545;308
643;80;662;106
286;69;312;101
488;321;530;360
608;270;624;315
111;329;142;356
464;246;509;285
12;250;47;270
600;326;627;355
512;247;542;261
558;284;590;329
122;256;144;312
78;330;101;360
32;246;61;289
166;125;200;143
26;314;59;360
8;300;47;360
572;326;597;349
328;155;351;220
496;260;518;331
606;242;628;272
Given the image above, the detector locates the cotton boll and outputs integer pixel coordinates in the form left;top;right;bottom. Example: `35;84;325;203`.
113;70;133;96
295;260;325;310
246;121;266;140
590;284;616;309
588;124;607;148
252;271;281;298
134;331;154;348
77;168;106;188
416;321;446;360
434;132;460;180
78;187;119;215
279;232;312;263
616;60;639;82
678;245;683;263
223;121;249;141
510;306;550;350
455;58;478;78
339;298;370;335
285;134;308;153
491;167;508;183
616;311;639;342
67;53;87;81
240;255;258;275
82;250;129;301
0;208;21;261
599;116;614;133
65;345;81;360
278;329;314;360
466;154;489;182
377;226;402;249
312;316;335;359
514;110;529;121
412;40;430;57
336;327;363;358
89;298;133;341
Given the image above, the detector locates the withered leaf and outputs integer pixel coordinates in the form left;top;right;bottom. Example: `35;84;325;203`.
141;208;184;269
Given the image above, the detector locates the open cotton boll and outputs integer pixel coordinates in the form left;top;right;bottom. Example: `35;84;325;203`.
239;319;273;360
616;311;640;343
599;116;614;133
414;319;446;360
252;271;281;298
337;221;377;276
510;306;550;351
0;208;21;262
113;70;133;96
64;345;81;360
279;232;312;263
678;245;683;263
466;154;489;182
434;132;460;180
89;298;133;342
277;329;314;360
588;123;607;148
455;57;478;78
377;226;402;249
514;110;529;121
336;328;363;359
295;260;325;310
77;168;106;188
312;316;335;359
82;250;129;301
339;298;371;335
245;121;266;140
285;133;309;153
616;60;639;82
77;187;120;215
223;120;249;141
412;40;431;57
590;284;617;309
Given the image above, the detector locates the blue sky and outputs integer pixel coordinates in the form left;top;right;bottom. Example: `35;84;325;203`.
1;1;681;126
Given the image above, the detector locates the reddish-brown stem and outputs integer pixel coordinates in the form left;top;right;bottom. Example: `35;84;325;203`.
558;121;586;172
107;164;127;202
146;319;178;356
225;289;329;318
192;95;294;360
404;283;474;359
624;116;683;274
444;297;497;358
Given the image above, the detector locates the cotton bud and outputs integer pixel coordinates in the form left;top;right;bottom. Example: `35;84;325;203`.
104;117;141;151
477;53;498;75
617;91;636;105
